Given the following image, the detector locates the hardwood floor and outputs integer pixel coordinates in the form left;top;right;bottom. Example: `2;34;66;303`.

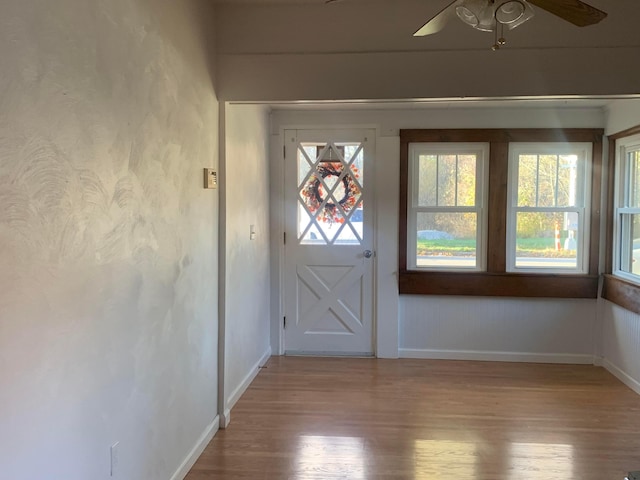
185;357;640;479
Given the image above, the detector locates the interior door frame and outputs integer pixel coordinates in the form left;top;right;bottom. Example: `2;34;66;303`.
269;123;399;358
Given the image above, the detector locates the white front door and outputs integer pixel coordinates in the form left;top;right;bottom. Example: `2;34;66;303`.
284;129;375;355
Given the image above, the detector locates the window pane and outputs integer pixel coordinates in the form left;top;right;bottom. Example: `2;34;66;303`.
517;155;537;206
418;154;476;207
334;205;363;245
416;212;477;268
619;213;640;275
457;155;476;207
537;155;558;207
515;212;578;269
418;155;437;206
438;155;457;206
299;145;319;184
342;143;364;187
517;154;579;208
558;155;577;207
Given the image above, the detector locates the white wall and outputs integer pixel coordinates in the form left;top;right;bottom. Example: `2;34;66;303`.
215;0;640;101
600;99;640;394
606;99;640;135
270;105;604;361
0;1;219;479
601;302;640;394
221;104;272;422
402;296;595;363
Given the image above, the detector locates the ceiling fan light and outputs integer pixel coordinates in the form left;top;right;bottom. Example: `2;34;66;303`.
496;1;525;24
455;5;480;27
454;0;533;34
476;6;499;31
503;0;535;30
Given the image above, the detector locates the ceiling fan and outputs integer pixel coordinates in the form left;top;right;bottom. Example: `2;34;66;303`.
326;0;607;50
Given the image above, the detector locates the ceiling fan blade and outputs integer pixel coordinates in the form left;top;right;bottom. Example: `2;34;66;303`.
414;1;458;37
527;0;607;27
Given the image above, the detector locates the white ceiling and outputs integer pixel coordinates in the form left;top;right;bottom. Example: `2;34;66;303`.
215;0;635;54
214;0;640;103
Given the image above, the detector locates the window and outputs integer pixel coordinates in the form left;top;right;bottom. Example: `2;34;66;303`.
507;143;592;274
399;129;603;298
603;125;640;315
297;142;364;245
407;143;488;271
613;134;640;283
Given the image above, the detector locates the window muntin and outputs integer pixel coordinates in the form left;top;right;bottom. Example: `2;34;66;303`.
297;142;364;245
408;143;488;271
507;143;591;274
614;135;640;282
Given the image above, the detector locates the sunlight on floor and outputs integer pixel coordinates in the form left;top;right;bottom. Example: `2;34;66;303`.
295;436;574;479
412;439;574;479
510;442;574;478
414;439;478;479
297;435;366;479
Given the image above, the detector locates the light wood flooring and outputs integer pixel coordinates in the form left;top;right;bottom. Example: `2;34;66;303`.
186;357;640;479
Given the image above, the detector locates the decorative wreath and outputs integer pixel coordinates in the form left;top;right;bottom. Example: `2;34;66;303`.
301;162;360;225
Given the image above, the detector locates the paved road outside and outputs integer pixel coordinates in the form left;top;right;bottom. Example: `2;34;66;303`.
417;256;577;269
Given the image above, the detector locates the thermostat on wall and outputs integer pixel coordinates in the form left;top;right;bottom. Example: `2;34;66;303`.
204;168;217;189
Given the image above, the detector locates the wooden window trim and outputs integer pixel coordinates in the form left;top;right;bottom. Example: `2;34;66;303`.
399;128;603;298
603;125;640;311
602;274;640;315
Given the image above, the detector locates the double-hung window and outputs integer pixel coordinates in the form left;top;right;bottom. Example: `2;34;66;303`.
407;143;489;271
399;129;603;298
507;143;592;274
613;134;640;283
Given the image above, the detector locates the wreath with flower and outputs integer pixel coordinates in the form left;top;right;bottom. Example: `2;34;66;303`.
301;162;360;225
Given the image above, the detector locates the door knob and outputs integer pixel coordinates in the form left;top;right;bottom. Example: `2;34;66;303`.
363;250;374;258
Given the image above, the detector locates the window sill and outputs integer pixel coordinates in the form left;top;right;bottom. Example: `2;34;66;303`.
399;271;599;298
602;274;640;315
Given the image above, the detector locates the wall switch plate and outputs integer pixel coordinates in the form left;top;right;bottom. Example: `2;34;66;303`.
250;224;256;240
204;168;217;189
110;442;120;477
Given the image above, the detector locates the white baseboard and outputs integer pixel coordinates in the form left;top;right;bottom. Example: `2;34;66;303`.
169;415;219;480
603;358;640;396
399;348;594;365
219;408;231;429
225;346;271;415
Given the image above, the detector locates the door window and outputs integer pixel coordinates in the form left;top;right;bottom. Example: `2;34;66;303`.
297;142;364;245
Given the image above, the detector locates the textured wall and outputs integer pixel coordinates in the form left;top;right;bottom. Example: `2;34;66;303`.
222;104;271;410
0;0;219;479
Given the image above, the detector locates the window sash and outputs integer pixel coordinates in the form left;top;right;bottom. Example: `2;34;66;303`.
507;143;592;274
613;135;640;283
407;143;488;271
